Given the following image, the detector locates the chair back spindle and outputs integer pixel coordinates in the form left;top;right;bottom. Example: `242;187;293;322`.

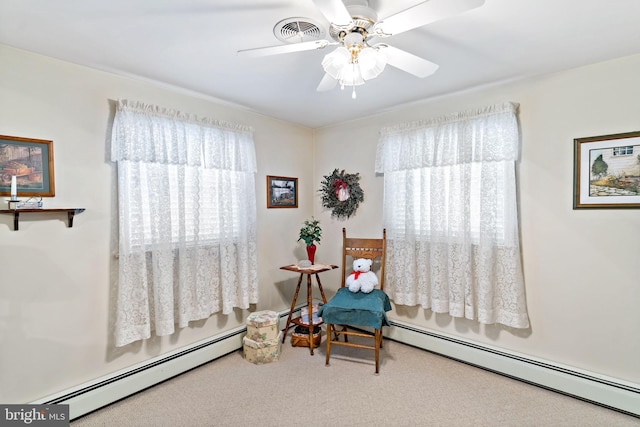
340;228;386;291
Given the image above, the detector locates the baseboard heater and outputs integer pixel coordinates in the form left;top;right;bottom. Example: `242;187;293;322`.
34;310;298;421
34;310;639;420
387;320;640;417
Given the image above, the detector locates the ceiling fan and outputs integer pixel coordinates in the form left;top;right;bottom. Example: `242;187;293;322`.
237;0;485;98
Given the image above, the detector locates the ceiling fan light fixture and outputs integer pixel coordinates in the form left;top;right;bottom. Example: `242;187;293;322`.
339;62;365;87
322;47;364;87
322;46;350;79
322;42;385;93
358;47;387;80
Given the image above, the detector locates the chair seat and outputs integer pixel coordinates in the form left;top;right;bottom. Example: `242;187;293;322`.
319;288;392;329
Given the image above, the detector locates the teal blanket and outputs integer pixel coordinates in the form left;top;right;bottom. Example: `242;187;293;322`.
319;288;391;328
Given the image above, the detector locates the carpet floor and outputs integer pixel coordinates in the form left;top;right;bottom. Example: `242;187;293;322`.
71;334;640;426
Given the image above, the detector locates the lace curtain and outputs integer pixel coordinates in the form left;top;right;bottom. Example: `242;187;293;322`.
111;100;259;346
375;102;529;328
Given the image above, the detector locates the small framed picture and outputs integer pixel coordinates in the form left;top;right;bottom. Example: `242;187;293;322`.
267;175;298;208
0;135;56;197
573;131;640;209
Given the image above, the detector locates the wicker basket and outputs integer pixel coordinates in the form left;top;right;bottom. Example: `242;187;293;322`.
291;325;321;347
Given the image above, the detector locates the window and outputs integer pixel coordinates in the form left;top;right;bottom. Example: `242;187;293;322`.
389;162;507;244
613;146;633;156
376;102;529;329
111;100;258;347
129;163;243;248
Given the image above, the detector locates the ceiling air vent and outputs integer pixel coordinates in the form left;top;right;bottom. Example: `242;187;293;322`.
274;18;325;44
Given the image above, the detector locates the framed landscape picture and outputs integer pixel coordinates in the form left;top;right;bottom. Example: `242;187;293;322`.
573;131;640;209
0;135;56;197
267;175;297;208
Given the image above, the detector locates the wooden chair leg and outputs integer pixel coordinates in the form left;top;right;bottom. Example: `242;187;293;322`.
374;329;381;374
374;329;380;374
325;323;332;366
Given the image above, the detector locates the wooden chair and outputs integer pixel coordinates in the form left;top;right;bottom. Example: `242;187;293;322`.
319;228;391;374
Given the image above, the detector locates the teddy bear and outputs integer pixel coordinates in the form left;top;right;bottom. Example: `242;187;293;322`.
346;258;378;293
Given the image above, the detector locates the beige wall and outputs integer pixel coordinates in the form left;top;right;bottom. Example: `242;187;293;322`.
312;53;640;385
0;45;314;402
1;43;639;404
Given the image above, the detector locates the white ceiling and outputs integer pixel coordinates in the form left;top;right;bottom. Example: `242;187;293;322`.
1;0;640;128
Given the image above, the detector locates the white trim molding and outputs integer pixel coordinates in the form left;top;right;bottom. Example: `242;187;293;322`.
386;320;640;417
33;311;295;421
32;326;245;420
33;310;639;420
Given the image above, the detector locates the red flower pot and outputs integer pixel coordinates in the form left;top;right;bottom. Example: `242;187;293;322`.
306;244;316;264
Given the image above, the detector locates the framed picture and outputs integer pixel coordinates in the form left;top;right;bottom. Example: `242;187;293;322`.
267;175;297;208
0;135;56;198
574;131;640;209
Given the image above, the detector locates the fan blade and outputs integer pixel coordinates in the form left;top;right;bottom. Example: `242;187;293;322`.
316;73;338;92
311;0;353;26
376;44;439;78
374;0;485;36
238;40;331;58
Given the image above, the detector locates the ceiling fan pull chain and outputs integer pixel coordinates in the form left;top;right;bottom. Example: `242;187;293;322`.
351;61;358;99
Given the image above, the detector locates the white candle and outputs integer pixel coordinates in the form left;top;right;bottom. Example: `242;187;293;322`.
10;175;17;200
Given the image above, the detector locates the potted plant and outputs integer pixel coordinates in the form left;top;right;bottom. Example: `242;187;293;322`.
298;217;322;264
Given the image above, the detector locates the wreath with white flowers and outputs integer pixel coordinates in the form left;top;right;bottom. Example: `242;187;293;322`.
319;169;364;220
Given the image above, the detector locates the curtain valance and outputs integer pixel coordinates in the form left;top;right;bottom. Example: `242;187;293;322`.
111;99;257;171
376;102;519;172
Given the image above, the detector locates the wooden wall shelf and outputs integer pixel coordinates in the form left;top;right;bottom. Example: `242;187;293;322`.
0;208;85;230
